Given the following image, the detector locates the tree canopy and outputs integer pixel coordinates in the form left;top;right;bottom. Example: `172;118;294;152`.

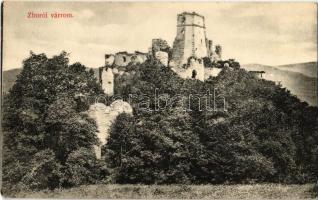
2;52;104;193
105;59;318;184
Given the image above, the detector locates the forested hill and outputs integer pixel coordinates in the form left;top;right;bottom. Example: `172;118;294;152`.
105;59;318;184
2;53;318;193
277;62;317;78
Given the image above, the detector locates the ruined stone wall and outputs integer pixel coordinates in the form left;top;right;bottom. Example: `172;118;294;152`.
170;35;185;67
114;52;133;66
207;40;213;57
105;54;115;66
152;39;170;52
113;52;147;67
132;53;147;64
152;38;170;66
171;57;205;81
204;67;222;79
215;45;222;61
155;51;169;66
100;67;114;96
88;100;133;159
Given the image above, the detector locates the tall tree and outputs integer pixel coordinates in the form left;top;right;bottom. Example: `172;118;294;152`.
2;52;102;191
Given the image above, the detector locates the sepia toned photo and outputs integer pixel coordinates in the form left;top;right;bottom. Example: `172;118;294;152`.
1;1;318;199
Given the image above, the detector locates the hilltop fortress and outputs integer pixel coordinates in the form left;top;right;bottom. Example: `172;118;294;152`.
90;12;236;158
100;12;223;95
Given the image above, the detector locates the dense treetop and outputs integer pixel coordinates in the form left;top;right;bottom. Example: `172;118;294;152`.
2;52;105;193
107;58;318;184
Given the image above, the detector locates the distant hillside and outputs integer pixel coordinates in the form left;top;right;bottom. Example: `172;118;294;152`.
242;64;317;106
276;62;317;78
2;68;21;93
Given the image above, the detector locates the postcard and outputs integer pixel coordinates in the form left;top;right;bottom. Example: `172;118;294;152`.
1;1;318;199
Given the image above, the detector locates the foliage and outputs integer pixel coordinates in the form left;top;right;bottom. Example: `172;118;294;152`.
105;59;318;184
20;149;64;190
3;52;318;192
65;147;109;186
2;52;104;192
106;110;201;184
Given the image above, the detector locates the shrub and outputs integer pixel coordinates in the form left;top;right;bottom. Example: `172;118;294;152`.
65;147;106;186
20;149;63;190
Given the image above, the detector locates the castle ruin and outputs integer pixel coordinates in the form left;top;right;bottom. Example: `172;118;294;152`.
92;12;225;158
100;11;224;95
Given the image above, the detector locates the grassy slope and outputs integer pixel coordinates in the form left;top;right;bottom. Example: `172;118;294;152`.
12;184;317;199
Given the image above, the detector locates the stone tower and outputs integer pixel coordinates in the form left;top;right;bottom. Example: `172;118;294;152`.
170;12;208;68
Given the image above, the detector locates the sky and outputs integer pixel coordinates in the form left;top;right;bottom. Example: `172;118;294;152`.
3;2;317;70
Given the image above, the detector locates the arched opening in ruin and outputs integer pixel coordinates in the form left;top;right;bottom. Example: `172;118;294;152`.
192;70;197;79
123;56;126;62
